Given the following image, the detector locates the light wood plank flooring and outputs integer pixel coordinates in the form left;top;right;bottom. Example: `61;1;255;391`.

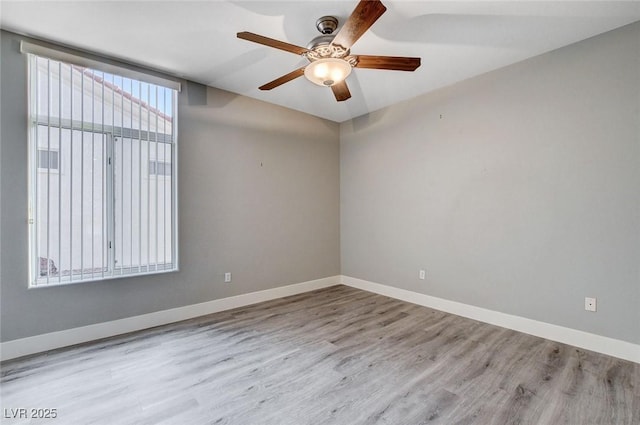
1;285;638;424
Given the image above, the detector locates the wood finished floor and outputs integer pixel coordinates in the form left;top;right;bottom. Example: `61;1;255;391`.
1;285;638;425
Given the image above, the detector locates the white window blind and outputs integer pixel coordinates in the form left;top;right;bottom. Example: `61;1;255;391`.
27;51;179;287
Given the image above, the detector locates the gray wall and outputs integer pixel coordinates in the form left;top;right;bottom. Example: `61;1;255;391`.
0;30;341;342
3;22;639;346
340;22;640;344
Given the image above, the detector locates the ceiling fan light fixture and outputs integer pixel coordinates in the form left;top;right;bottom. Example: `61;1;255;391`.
304;58;352;87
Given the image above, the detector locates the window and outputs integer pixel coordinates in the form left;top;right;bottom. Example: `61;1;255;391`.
38;149;59;171
149;159;172;177
27;50;179;287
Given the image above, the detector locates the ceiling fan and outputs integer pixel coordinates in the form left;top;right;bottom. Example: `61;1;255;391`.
237;0;421;102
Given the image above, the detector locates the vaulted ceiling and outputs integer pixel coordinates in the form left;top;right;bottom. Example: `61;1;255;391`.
2;1;639;122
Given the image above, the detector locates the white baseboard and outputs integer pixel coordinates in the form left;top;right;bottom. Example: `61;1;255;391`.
4;274;638;364
0;275;340;361
341;275;640;364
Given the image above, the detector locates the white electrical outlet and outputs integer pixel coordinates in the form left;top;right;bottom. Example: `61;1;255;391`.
224;272;232;283
585;297;597;312
419;269;426;280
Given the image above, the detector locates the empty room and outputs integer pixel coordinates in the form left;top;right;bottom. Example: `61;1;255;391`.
1;1;638;424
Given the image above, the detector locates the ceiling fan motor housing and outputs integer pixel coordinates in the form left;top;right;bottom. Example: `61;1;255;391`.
305;15;357;68
306;34;335;50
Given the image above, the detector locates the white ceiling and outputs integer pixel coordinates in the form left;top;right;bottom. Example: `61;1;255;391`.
2;1;639;122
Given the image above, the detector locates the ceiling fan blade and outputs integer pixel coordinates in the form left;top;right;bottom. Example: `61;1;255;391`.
354;55;421;71
237;32;309;55
259;67;306;91
331;81;352;102
331;0;387;50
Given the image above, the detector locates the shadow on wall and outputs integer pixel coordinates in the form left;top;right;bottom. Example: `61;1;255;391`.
186;80;240;109
186;80;210;106
342;106;389;133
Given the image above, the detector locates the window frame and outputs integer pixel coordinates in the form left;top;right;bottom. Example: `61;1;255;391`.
25;44;180;288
